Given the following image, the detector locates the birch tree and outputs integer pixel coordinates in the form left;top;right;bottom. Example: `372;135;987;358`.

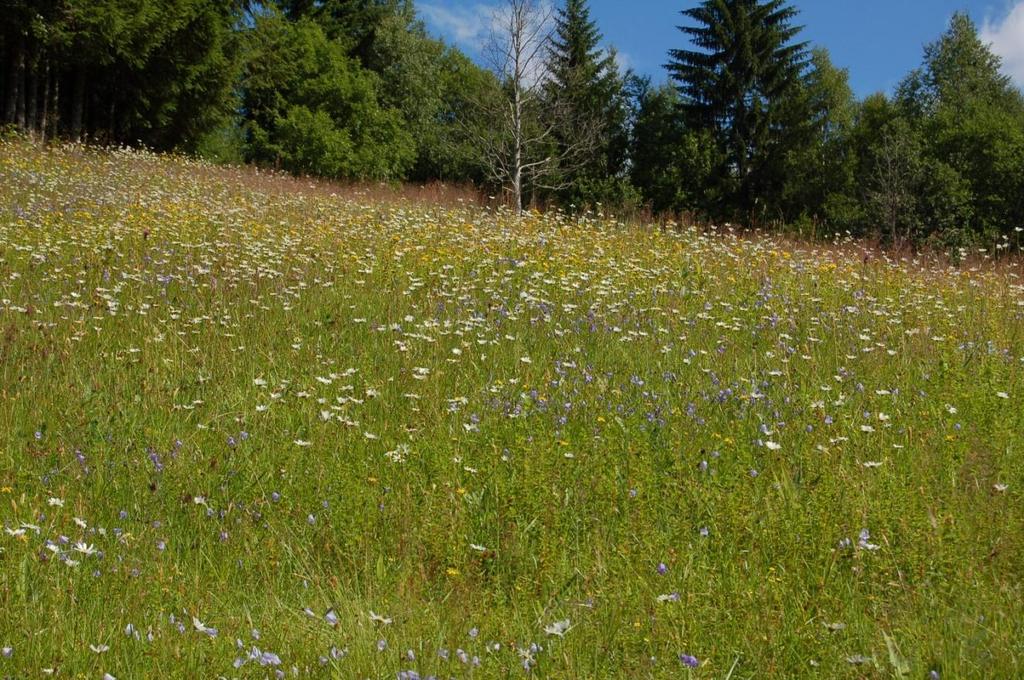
470;0;601;214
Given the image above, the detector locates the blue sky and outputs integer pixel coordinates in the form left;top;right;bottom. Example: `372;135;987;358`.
418;0;1024;97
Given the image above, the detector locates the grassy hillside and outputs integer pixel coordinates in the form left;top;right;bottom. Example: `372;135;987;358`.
1;140;1023;678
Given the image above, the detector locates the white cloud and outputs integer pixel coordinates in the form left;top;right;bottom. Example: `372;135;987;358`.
418;3;498;49
419;1;556;57
420;1;556;86
611;49;634;75
981;2;1024;87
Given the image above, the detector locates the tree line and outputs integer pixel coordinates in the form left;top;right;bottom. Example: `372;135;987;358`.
3;0;1023;247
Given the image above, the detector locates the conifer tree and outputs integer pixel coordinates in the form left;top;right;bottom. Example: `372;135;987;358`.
544;0;628;207
666;0;808;219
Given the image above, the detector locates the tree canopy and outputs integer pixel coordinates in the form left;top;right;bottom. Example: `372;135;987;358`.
667;0;809;219
3;1;1023;248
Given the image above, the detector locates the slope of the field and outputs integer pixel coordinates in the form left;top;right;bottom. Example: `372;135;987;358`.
1;140;1023;678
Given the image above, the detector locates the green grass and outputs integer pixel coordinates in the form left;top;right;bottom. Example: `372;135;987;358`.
1;139;1022;678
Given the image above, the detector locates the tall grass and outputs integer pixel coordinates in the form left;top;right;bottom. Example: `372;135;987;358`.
0;139;1022;678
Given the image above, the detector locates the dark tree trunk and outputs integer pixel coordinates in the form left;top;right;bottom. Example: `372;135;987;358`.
108;98;116;143
26;56;39;137
4;37;24;124
49;71;59;140
39;61;50;143
15;45;27;129
71;65;85;142
89;88;99;143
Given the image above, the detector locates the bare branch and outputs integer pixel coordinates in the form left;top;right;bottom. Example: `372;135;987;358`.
450;0;608;215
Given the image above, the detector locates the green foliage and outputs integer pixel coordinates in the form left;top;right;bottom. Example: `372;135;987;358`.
628;80;714;215
917;158;975;249
667;0;809;219
126;1;242;150
785;15;1024;249
885;13;1024;245
825;93;895;235
278;0;412;62
4;0;1024;240
240;2;493;185
412;48;498;184
656;4;1024;247
777;49;857;224
240;14;414;180
542;0;631;208
194;120;247;165
1;0;242;149
897;13;1020;117
363;13;496;183
862;116;926;245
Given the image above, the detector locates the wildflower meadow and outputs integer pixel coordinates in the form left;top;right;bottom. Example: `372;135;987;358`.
1;139;1022;678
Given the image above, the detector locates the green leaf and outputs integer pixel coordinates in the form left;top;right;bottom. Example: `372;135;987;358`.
884;632;911;677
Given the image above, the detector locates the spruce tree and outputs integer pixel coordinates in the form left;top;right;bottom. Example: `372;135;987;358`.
666;0;808;219
544;0;627;207
547;0;611;103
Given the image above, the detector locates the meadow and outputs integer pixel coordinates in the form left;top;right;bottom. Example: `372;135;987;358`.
1;138;1022;679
